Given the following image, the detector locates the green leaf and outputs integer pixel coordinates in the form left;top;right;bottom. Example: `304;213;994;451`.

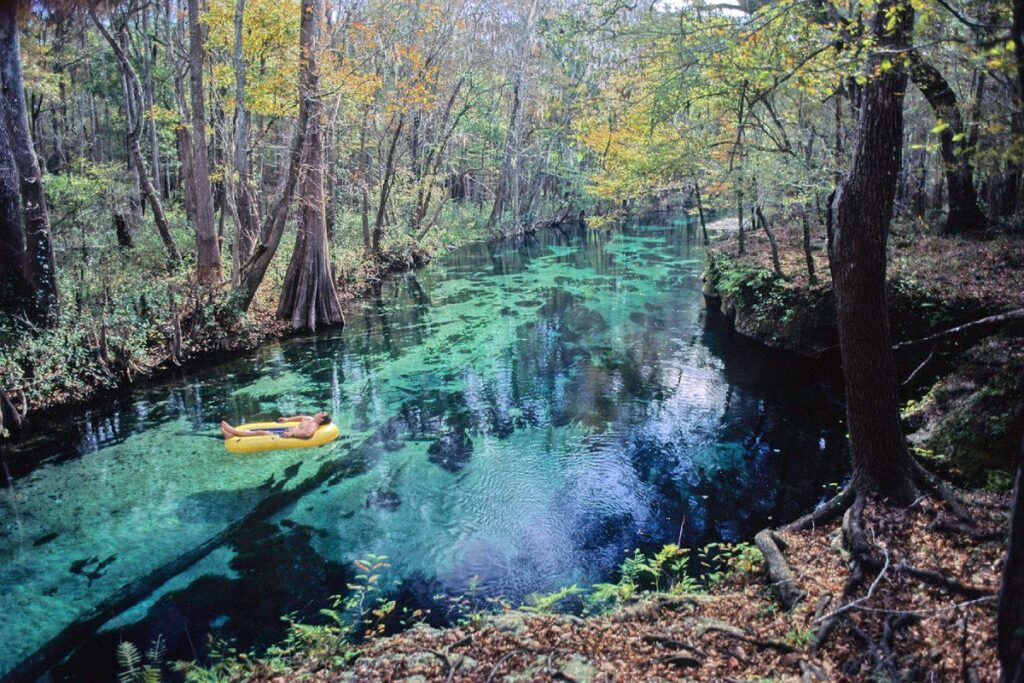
931;121;949;134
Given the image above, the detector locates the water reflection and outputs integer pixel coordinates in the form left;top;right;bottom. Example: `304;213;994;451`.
1;214;846;679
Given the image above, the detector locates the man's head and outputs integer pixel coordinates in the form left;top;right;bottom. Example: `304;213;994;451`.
315;411;331;424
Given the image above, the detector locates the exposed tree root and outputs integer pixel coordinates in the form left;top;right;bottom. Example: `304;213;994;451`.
911;460;975;525
696;620;796;654
797;486;995;677
784;487;856;533
930;516;1004;542
640;634;706;658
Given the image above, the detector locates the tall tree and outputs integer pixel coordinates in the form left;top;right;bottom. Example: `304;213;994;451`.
91;3;182;266
229;0;260;283
187;0;223;284
907;53;987;234
999;450;1024;683
487;0;540;232
999;7;1024;680
0;101;24;311
0;1;58;326
827;0;918;501
276;0;344;331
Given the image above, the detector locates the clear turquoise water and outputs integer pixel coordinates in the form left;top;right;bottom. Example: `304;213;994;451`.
0;215;845;680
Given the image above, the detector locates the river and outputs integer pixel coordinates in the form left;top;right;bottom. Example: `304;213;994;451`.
0;213;846;680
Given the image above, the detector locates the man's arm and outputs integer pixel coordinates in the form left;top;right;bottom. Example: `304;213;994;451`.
277;415;311;423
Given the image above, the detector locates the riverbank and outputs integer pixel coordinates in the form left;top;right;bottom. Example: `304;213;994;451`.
171;491;1006;682
0;217;583;428
701;221;1024;485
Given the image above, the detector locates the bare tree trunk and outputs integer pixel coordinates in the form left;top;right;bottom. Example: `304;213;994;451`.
755;205;783;278
357;104;371;255
230;0;259;284
0;106;25;313
694;180;709;243
187;0;223;284
907;52;986;234
999;446;1024;683
142;2;162;198
276;0;343;331
801;209;817;285
827;0;918;502
736;191;745;255
371;114;404;259
1;1;58;325
172;0;197;226
91;7;182;267
118;45;143;236
487;0;538;232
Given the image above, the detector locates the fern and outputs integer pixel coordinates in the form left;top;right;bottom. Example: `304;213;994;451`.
117;642;142;683
146;635;166;667
522;584;583;613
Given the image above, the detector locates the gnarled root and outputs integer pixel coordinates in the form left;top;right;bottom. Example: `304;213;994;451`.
911;460;975;525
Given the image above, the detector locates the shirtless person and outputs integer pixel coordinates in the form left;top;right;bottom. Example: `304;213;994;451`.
220;412;331;440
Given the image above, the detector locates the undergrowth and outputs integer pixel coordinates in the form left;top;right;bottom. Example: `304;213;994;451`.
118;542;764;682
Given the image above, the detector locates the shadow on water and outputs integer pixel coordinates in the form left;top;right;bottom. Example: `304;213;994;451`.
1;213;848;681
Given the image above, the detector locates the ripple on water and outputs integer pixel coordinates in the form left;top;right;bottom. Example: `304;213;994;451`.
0;215;848;679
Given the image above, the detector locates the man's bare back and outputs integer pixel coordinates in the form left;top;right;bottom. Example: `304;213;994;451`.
220;412;331;440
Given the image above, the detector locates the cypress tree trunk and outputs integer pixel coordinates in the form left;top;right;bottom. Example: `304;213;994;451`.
187;0;223;284
0;108;25;312
275;0;343;331
827;0;918;502
0;1;58;326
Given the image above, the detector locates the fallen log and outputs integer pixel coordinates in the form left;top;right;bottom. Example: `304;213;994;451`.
754;529;806;610
894;308;1024;350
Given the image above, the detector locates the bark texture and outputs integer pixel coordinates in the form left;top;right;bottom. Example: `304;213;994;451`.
999;453;1024;683
230;0;259;282
827;0;918;502
1;1;59;325
187;0;223;284
0;105;25;311
275;0;343;331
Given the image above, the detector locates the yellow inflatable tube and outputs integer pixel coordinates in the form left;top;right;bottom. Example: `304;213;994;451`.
224;421;341;454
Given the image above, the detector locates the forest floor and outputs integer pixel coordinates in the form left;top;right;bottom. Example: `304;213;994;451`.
704;218;1024;310
235;491;1008;682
